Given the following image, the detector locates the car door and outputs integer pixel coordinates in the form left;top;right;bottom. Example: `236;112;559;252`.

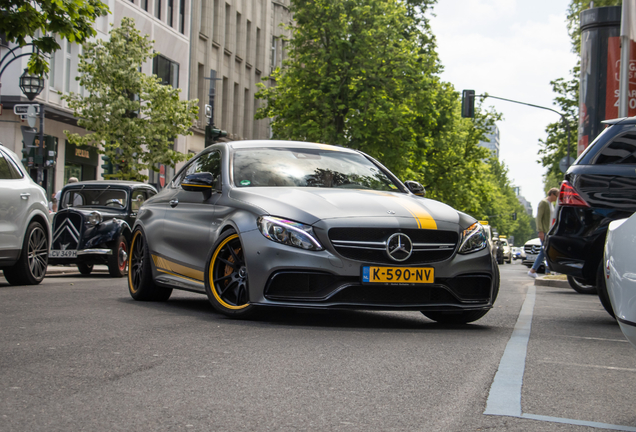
0;150;30;260
161;150;223;278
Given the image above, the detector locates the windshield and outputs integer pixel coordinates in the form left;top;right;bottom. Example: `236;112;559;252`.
61;188;128;210
232;148;401;192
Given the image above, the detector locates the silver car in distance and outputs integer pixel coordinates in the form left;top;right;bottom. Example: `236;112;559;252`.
128;141;499;323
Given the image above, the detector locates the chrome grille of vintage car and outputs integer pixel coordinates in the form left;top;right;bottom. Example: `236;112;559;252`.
52;211;84;250
328;228;458;265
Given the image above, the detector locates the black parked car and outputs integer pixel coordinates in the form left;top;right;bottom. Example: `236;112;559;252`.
49;181;157;277
545;117;636;297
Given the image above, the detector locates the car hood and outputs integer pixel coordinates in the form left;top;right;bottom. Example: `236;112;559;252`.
229;187;460;228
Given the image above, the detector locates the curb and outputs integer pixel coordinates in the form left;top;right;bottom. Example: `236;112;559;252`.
46;265;109;275
535;277;570;288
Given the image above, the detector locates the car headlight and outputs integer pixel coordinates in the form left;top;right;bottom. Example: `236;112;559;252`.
258;216;323;251
458;222;487;254
87;211;102;226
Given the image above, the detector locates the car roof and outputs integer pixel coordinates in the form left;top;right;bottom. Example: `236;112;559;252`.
63;180;155;190
602;116;636;125
225;140;359;154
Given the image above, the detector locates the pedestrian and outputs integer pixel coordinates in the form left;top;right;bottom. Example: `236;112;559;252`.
52;177;79;212
528;187;559;278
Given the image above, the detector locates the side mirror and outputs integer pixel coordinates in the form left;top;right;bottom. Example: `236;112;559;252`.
182;172;216;193
404;180;425;197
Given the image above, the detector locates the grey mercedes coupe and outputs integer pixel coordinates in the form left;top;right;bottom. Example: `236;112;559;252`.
128;141;499;323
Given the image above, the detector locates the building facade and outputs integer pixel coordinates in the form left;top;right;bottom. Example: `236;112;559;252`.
186;0;291;153
0;0;193;195
478;124;500;159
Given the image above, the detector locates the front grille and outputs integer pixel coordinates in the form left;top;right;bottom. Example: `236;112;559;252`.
328;228;458;265
328;284;460;305
524;244;541;254
52;211;84;250
265;271;357;300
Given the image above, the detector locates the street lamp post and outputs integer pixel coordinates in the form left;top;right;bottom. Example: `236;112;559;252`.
0;45;46;186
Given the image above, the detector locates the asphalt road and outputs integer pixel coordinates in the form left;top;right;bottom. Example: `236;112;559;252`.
1;263;634;431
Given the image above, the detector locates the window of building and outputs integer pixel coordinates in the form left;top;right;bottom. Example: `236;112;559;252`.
49;46;57;89
168;0;174;26
198;63;205;125
224;3;231;49
179;0;185;33
64;40;72;93
235;12;242;58
233;82;240;136
271;36;278;71
141;0;148;11
595;132;636;164
246;20;251;63
213;0;220;43
153;55;179;88
155;0;162;19
255;28;261;69
222;77;229;130
243;88;250;138
199;0;205;33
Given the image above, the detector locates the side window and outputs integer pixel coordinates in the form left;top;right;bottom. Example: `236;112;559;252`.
187;151;221;177
0;153;21;180
595;132;636;165
131;190;146;211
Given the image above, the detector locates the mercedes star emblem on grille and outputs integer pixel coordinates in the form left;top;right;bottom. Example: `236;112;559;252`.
386;233;413;262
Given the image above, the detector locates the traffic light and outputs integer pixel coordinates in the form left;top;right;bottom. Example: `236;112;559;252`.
21;141;34;166
43;135;57;167
101;155;113;178
512;212;517;221
461;90;475;118
205;125;227;147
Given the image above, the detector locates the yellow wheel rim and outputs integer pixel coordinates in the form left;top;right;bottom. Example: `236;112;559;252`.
209;234;250;310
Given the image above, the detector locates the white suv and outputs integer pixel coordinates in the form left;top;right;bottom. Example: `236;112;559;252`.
0;143;51;285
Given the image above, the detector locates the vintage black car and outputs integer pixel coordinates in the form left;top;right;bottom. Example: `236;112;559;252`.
49;181;157;276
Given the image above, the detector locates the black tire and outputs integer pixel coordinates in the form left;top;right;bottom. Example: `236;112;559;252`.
205;229;257;318
422;263;500;324
567;275;597;295
77;263;93;275
128;229;172;301
107;235;128;278
3;221;48;286
596;262;616;319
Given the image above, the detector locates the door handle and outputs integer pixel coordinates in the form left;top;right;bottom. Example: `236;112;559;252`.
20;193;30;200
169;199;179;207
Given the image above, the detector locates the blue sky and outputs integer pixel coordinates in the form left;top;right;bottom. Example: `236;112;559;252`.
429;0;577;216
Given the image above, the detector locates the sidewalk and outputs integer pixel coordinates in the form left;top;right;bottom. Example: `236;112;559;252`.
46;265;109;275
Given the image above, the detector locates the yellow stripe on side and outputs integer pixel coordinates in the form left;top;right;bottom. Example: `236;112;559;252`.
182;183;213;188
152;255;205;282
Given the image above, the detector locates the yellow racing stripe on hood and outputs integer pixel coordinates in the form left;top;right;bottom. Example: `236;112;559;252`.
363;191;437;230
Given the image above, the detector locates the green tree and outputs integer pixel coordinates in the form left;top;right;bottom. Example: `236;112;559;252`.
0;0;109;75
539;0;621;187
63;18;198;181
256;0;441;177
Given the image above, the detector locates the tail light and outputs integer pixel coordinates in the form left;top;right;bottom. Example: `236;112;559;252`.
558;181;590;207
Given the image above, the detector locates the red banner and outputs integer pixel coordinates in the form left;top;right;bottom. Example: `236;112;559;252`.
605;37;636;119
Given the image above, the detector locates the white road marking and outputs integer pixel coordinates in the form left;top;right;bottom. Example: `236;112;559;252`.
564;336;628;343
484;284;636;431
538;360;636;373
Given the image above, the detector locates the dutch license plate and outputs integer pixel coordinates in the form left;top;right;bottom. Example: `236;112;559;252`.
50;250;77;258
362;266;434;284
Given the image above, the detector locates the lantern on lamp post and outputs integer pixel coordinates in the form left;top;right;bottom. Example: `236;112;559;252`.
18;69;45;101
